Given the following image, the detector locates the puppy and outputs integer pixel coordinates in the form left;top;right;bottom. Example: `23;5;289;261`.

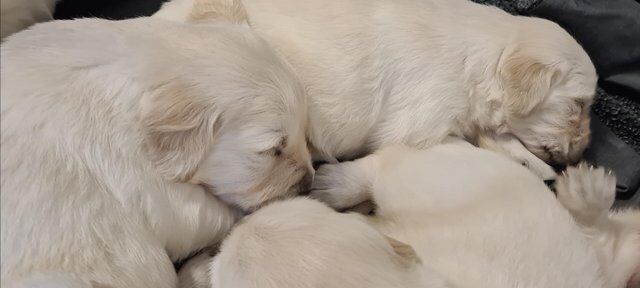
181;142;639;288
0;0;58;40
180;198;453;288
0;3;312;287
157;0;596;181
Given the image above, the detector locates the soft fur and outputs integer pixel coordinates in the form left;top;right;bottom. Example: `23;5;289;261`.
157;0;597;181
0;6;312;287
181;142;640;288
0;0;58;40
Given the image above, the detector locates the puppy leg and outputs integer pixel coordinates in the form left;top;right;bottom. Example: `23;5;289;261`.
556;164;640;288
477;133;556;181
309;155;379;210
161;185;241;261
555;163;615;227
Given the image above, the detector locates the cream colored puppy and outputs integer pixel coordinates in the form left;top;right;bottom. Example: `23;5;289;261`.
157;0;596;181
0;5;312;287
181;198;454;288
180;142;639;288
0;0;58;40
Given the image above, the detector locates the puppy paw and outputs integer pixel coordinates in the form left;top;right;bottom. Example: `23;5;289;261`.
309;161;372;210
555;162;616;227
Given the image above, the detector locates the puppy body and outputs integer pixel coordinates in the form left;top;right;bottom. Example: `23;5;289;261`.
205;198;453;288
1;15;310;286
316;143;639;287
158;0;597;178
185;143;639;288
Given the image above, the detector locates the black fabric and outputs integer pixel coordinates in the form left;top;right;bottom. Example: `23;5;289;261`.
54;0;167;20
585;114;640;204
530;0;640;96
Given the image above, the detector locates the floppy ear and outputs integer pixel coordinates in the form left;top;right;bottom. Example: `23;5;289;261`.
140;83;220;182
189;0;249;25
500;47;560;116
384;235;421;266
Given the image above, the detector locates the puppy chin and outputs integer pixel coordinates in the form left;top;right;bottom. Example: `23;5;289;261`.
520;136;582;166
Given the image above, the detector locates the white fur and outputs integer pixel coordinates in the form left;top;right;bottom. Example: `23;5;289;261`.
157;0;597;178
192;198;454;288
183;142;639;288
0;0;58;40
1;14;311;287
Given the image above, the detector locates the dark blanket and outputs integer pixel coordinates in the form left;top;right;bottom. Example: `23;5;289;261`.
54;0;640;206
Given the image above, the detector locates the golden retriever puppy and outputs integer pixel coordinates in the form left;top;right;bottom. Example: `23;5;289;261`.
180;142;639;288
0;4;312;287
157;0;596;181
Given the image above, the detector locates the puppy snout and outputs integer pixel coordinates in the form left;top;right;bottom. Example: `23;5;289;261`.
555;134;590;165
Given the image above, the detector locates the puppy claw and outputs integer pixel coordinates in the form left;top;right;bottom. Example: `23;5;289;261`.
556;162;616;227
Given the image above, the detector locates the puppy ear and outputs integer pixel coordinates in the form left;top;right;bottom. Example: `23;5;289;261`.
141;83;220;182
500;47;560;116
384;235;421;266
189;0;249;25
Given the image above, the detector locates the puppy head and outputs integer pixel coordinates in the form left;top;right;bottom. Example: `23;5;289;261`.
141;33;312;211
497;18;597;164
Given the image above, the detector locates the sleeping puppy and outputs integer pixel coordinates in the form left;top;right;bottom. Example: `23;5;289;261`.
180;142;639;288
0;3;312;287
156;0;596;181
0;0;58;40
179;198;453;288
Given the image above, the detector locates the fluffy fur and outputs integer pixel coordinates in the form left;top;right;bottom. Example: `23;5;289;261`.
157;0;597;181
0;0;58;40
181;142;639;288
0;7;312;287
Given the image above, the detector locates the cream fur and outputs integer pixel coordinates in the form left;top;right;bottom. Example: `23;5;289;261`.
0;0;58;40
182;142;639;288
156;0;597;180
1;15;311;287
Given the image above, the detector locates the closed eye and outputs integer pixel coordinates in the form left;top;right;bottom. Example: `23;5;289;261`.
259;136;287;157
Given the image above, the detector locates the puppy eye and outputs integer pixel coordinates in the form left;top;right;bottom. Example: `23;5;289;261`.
259;147;282;157
260;136;287;157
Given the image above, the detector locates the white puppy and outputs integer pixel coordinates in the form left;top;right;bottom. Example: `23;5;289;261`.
0;4;312;287
181;142;639;288
0;0;58;40
157;0;597;181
